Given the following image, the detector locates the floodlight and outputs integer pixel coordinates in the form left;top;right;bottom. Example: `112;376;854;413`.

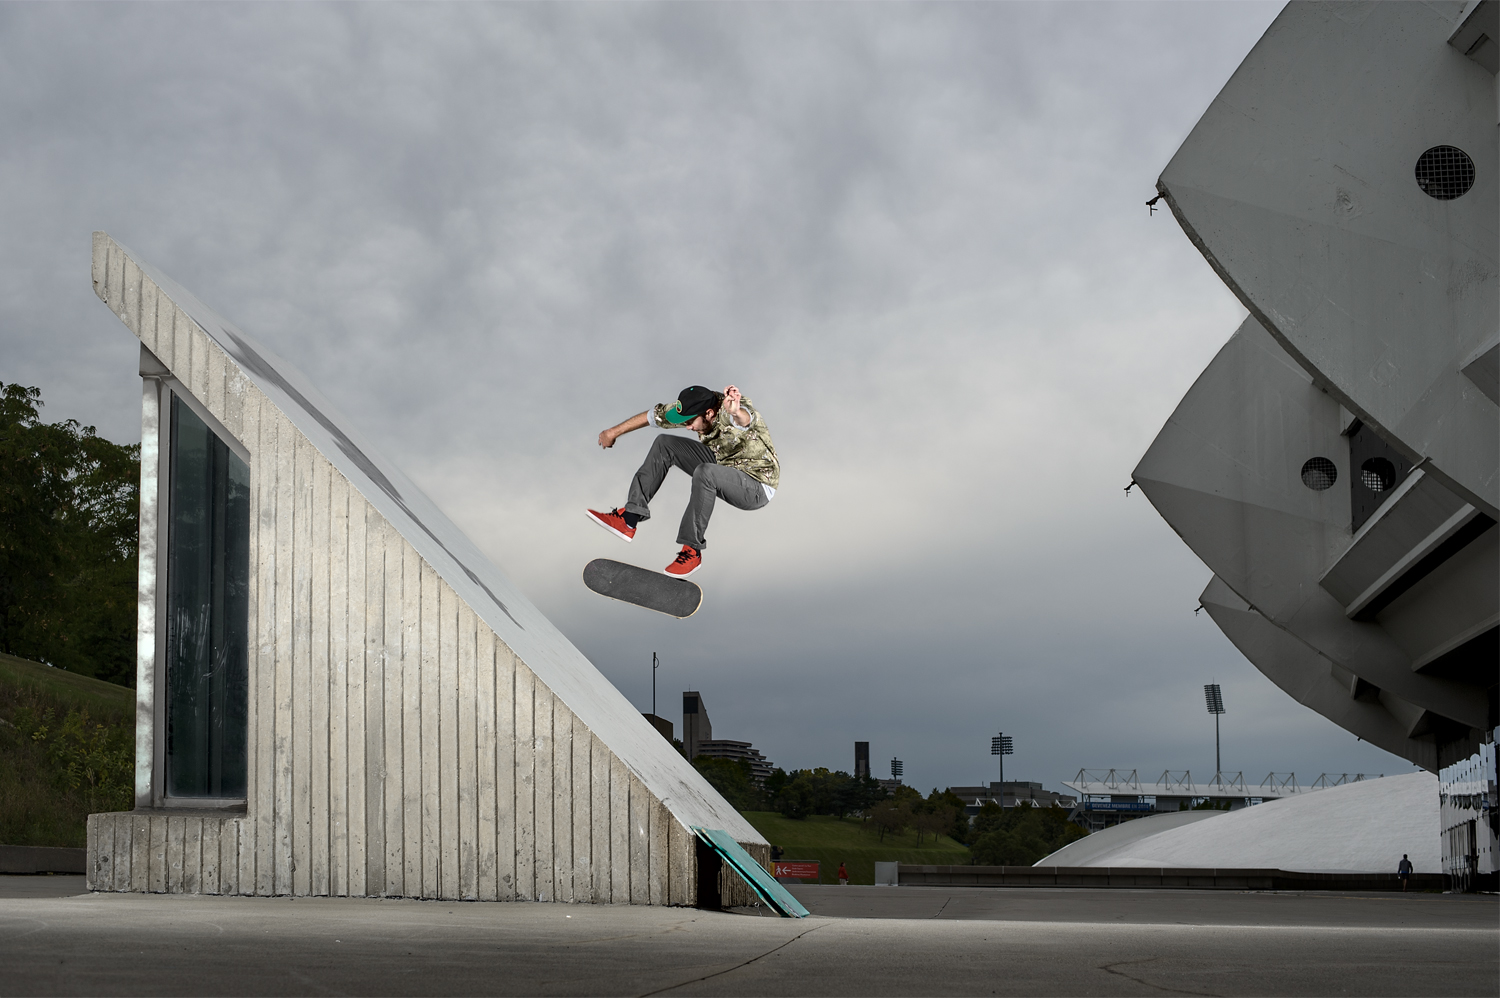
890;758;903;778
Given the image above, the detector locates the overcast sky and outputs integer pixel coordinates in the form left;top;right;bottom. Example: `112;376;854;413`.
1;1;1416;796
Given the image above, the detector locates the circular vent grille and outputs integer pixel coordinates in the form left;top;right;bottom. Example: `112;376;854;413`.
1300;457;1337;491
1415;146;1475;200
1360;457;1396;493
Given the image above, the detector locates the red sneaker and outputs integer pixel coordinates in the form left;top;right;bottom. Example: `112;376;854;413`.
665;545;702;578
586;507;636;542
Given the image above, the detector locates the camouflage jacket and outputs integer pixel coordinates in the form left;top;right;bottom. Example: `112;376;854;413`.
651;397;781;490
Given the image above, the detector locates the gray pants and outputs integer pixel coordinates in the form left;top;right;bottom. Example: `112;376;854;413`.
625;435;768;550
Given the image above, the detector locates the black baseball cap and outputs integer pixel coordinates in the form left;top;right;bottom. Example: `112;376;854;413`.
660;385;720;425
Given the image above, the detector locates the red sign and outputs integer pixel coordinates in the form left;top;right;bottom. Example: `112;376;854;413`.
774;861;820;880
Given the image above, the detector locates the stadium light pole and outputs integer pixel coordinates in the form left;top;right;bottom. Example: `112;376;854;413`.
652;652;658;717
991;733;1013;808
1204;683;1225;777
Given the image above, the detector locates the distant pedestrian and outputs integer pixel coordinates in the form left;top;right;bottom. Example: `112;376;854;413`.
1398;854;1413;891
837;862;849;886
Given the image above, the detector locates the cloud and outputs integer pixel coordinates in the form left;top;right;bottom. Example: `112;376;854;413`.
0;1;1412;794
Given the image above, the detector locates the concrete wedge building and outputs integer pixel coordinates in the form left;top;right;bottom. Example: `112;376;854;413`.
85;232;766;903
1137;1;1498;889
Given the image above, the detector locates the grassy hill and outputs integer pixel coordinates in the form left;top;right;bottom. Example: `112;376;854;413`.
742;811;971;885
0;651;134;847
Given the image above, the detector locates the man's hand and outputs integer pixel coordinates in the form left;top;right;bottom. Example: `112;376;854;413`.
598;411;650;449
722;385;751;426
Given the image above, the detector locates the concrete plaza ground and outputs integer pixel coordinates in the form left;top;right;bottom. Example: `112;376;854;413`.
1;877;1494;996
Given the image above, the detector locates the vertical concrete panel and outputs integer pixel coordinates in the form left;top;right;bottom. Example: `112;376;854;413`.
328;472;350;897
668;819;693;907
572;714;591;903
291;434;315;897
111;816;132;888
309;453;331;896
590;734;611;903
204;337;225;423
137;279;160;356
273;415;297;896
223;367;246;446
85;815;103;891
121;257;142;343
610;756;630;904
456;602;478;900
346;493;369;897
649;799;668;906
552;701;573;903
221;819;240;896
130;813;150;893
629;776;649;905
419;567;440;898
402;546;425;897
475;626;498;902
494;643;517;900
437;580;460;900
366;513;390;896
105;243;126;323
533;684;554;902
166;817;185;892
513;664;535;901
252;396;277;896
201;818;220;895
383;522;407;897
149;817;168;893
183;817;202;894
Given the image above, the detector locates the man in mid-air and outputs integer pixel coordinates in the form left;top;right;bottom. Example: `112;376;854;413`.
587;384;779;578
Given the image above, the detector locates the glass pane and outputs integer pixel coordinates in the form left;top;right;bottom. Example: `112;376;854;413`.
166;394;250;799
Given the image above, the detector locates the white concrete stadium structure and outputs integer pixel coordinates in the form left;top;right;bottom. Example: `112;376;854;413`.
1135;1;1498;889
84;233;765;904
1039;773;1441;874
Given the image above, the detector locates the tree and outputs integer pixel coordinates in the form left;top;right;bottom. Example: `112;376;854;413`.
692;756;765;812
869;798;910;842
969;802;1088;866
0;383;138;685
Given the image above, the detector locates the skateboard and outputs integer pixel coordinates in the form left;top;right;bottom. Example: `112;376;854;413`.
583;559;702;618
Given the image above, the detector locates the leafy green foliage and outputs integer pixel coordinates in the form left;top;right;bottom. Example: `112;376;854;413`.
0;383;139;686
0;654;134;845
691;756;765;811
969;800;1087;866
764;767;889;819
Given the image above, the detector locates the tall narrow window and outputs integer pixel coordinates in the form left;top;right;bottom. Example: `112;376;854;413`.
166;394;250;800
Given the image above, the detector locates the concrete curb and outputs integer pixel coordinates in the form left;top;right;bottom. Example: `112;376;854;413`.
896;864;1447;891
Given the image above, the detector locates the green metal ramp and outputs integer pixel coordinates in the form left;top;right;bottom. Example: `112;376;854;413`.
692;827;809;918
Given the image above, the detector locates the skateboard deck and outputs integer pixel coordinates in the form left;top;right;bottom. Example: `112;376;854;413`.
583;559;702;618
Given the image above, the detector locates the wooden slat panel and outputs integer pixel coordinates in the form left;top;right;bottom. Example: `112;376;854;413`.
494;641;516;901
591;733;611;903
272;414;296;896
245;391;269;897
475;626;497;902
649;798;668;906
183;817;202;894
456;601;478;901
345;493;367;897
533;683;554;903
668;819;693;906
290;433;314;897
202;818;220;895
629;774;649;905
513;664;534;901
572;714;591;903
610;756;630;904
552;700;572;903
419;563;440;899
328;472;350;897
309;451;331;896
383;519;406;897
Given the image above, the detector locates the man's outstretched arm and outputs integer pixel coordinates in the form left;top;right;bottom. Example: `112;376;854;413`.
598;411;649;449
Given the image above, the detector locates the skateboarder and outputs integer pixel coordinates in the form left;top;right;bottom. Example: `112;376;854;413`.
587;384;779;578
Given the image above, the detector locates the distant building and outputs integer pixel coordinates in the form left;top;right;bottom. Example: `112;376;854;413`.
876;778;903;794
695;741;775;784
855;742;870;780
681;691;775;783
947;781;1077;816
641;714;673;744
